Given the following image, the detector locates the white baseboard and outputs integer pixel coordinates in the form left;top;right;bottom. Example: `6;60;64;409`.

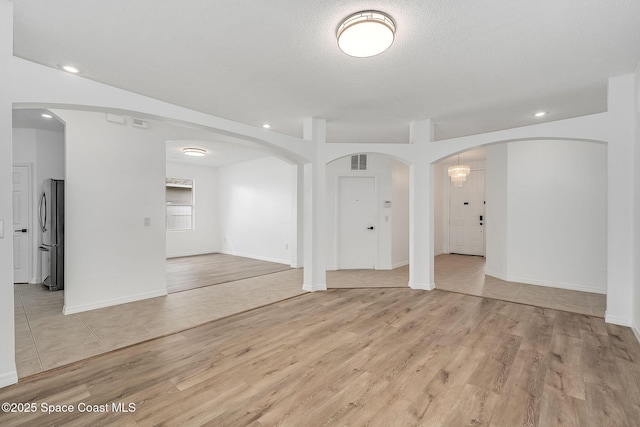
496;274;606;295
376;264;393;270
604;312;632;327
221;250;289;266
409;281;435;290
391;261;409;269
0;370;18;388
63;289;168;315
302;283;327;292
326;265;338;271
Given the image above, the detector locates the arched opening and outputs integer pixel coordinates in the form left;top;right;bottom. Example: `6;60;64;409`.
325;152;411;288
431;138;607;316
10;104;308;378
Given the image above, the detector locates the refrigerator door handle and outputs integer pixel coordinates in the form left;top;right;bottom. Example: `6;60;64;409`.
38;192;47;232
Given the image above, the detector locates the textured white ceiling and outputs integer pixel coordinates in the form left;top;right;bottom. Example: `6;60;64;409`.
9;0;640;143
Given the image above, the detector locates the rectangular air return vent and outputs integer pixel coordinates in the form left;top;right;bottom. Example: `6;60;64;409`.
351;154;367;171
132;117;148;129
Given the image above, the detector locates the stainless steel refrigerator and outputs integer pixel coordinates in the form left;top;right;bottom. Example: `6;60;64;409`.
39;179;64;291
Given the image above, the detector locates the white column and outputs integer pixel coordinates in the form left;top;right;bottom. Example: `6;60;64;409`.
605;74;636;326
302;118;327;291
0;0;18;388
408;119;435;290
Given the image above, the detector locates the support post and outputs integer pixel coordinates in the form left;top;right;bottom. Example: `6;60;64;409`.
302;118;327;291
408;119;435;290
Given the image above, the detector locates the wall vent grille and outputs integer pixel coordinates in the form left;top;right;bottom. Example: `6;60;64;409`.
351;154;367;171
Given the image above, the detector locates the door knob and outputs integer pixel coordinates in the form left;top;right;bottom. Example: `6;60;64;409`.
14;228;27;233
367;226;375;230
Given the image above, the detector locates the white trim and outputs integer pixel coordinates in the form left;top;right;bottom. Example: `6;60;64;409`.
409;281;435;290
326;265;338;271
220;250;289;266
166;250;219;259
0;370;18;388
63;289;167;315
499;274;606;295
376;264;393;270
604;312;632;327
302;283;327;292
391;260;409;269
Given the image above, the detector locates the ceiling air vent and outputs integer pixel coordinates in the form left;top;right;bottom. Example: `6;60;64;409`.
351;154;367;171
132;117;148;129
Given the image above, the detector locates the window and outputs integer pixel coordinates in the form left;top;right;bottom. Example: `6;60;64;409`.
166;178;194;231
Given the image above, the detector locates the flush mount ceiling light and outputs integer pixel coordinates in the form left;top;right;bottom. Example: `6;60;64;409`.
182;147;207;157
533;111;548;117
337;10;396;57
41;113;53;119
448;155;471;188
262;123;271;129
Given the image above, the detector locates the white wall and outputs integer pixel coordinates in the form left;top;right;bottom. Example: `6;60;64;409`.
433;163;446;255
13;127;65;282
485;144;509;279
52;110;167;314
392;159;410;267
633;63;640;340
217;156;294;264
485;139;607;293
165;162;219;258
325;154;410;270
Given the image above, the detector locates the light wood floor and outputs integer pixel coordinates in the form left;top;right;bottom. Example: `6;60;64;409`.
166;253;292;293
3;288;639;426
14;254;607;379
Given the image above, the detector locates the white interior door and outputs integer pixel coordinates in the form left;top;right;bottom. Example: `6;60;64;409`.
338;176;376;269
13;165;31;283
449;170;485;256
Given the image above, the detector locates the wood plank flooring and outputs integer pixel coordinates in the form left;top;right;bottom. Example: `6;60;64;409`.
166;253;292;293
3;288;639;426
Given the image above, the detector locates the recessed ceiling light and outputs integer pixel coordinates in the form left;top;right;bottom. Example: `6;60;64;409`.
533;111;548;117
262;123;271;129
182;147;207;157
61;65;80;73
41;113;53;119
337;10;396;58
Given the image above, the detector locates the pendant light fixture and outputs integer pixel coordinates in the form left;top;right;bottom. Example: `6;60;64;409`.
337;10;396;57
448;155;470;187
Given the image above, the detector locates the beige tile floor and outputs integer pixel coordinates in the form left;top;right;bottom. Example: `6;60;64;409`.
14;254;606;379
433;254;606;317
14;269;306;378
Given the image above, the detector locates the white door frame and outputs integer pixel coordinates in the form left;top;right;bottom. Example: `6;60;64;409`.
12;163;33;284
336;175;378;269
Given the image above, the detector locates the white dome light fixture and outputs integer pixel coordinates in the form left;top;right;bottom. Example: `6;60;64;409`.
183;147;207;157
337;10;396;58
